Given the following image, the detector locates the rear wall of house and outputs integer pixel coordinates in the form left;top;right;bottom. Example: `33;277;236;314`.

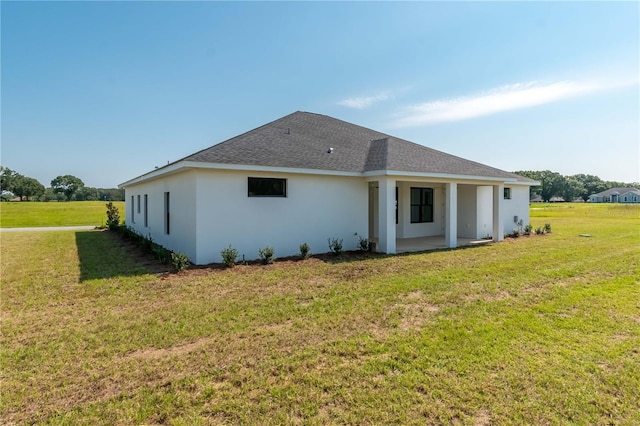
194;169;368;264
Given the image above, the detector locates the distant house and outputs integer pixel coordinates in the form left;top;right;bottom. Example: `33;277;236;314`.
588;187;640;203
120;112;538;264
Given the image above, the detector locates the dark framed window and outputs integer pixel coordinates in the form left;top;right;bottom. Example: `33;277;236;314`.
164;192;170;235
144;194;148;227
248;177;287;197
410;187;433;223
395;186;398;225
137;194;141;213
504;188;511;200
130;195;135;223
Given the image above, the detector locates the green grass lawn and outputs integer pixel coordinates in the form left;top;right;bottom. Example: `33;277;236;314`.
1;203;639;424
0;201;125;228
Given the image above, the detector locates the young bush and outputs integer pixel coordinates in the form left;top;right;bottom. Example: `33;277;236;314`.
258;245;275;264
141;233;154;253
299;242;310;259
511;229;521;238
358;235;370;251
171;252;190;272
544;223;552;233
535;226;545;235
328;238;343;255
524;224;533;235
105;202;121;230
152;244;170;264
221;244;238;268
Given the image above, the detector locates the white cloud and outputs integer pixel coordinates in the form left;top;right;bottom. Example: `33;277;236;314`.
388;80;602;128
338;92;390;109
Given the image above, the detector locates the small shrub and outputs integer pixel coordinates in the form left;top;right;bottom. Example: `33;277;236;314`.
171;252;190;272
152;244;170;264
105;202;121;230
221;244;238;268
524;224;533;235
535;227;545;235
141;233;154;253
357;235;369;251
299;242;310;259
511;229;521;238
544;223;552;233
258;245;275;264
328;237;343;255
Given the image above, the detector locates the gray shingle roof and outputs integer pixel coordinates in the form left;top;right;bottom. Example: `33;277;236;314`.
591;187;640;197
183;111;535;182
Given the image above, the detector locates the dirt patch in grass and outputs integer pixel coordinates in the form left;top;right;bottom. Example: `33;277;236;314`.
126;337;219;360
392;290;441;331
473;408;492;426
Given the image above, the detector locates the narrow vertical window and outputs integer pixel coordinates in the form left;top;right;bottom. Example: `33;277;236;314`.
164;192;170;235
504;188;511;200
144;194;148;227
395;186;398;225
131;195;135;223
137;195;141;213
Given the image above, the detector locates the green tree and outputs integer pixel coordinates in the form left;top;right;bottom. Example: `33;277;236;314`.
571;174;607;201
514;170;563;201
0;166;18;193
73;186;99;201
515;170;564;202
41;187;66;202
51;175;85;201
12;175;45;201
559;176;585;202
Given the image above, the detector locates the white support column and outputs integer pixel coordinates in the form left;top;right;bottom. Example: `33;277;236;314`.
378;177;396;254
492;184;504;241
445;182;457;248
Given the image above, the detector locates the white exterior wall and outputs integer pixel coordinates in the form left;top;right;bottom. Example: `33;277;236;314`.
477;186;494;239
501;185;530;235
122;166;535;263
124;171;198;261
457;185;477;239
457;185;493;239
194;170;368;264
395;182;445;238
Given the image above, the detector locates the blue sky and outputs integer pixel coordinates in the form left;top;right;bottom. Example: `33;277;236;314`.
2;1;638;188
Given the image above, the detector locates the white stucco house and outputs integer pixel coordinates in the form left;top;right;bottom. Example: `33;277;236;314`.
588;187;640;203
119;112;537;264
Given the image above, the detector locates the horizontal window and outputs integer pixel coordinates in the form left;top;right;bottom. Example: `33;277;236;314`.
248;177;287;197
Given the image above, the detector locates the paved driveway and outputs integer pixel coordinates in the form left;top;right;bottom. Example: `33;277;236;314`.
0;226;97;232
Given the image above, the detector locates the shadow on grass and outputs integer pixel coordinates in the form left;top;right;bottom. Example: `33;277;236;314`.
75;231;168;282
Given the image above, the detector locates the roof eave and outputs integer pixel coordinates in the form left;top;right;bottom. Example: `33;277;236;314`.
120;163;541;188
119;161;364;187
363;169;520;183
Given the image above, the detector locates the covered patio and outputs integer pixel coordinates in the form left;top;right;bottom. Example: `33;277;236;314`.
370;236;493;253
368;176;505;255
395;236;492;253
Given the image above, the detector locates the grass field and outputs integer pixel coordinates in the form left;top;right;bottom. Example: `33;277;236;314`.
0;201;125;228
1;203;639;424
